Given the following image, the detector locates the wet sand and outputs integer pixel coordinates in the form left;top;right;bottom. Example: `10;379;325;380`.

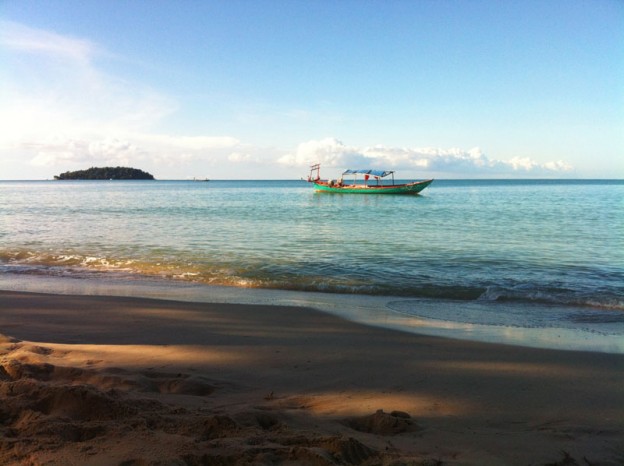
1;290;623;465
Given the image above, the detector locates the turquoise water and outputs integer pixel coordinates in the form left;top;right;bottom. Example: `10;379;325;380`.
1;179;623;350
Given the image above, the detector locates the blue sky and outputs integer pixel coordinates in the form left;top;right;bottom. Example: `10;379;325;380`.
1;0;622;179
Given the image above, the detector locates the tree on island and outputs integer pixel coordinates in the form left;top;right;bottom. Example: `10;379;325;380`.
54;167;155;180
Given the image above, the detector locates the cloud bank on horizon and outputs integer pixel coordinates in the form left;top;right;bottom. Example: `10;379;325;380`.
0;19;588;179
280;138;572;177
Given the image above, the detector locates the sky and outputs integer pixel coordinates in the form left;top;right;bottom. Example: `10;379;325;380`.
1;0;622;180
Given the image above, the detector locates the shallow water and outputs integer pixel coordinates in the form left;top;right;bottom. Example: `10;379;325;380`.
1;273;622;353
1;179;622;351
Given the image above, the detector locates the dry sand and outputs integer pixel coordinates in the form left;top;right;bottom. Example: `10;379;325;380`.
0;290;622;465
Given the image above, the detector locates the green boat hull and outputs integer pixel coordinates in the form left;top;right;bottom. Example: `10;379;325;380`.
313;179;433;195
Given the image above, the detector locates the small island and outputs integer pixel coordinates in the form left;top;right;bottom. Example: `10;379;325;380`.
54;167;155;180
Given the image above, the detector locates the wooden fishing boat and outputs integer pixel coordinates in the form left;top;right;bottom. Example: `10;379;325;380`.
306;164;433;195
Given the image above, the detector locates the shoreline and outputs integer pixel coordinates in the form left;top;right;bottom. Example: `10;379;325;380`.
1;290;623;465
1;273;623;354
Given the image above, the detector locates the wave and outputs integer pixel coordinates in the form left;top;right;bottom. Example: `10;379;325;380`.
476;285;624;311
1;249;623;312
386;299;624;335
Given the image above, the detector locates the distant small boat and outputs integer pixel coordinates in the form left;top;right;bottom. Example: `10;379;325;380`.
306;163;433;195
193;178;210;182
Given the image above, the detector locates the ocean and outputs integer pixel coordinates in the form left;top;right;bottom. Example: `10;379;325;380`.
1;179;623;352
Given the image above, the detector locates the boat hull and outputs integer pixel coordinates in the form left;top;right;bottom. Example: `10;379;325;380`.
313;179;433;194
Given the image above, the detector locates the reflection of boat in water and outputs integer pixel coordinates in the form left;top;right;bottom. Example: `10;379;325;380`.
306;163;433;195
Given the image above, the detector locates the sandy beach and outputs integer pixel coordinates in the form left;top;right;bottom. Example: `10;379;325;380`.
1;290;623;465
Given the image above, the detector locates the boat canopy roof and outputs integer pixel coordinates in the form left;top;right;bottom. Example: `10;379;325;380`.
342;169;394;177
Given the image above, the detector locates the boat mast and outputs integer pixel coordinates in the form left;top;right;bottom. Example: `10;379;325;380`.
309;163;321;182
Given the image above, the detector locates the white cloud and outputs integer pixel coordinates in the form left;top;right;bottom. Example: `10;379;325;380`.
87;139;143;166
144;135;240;151
1;21;166;137
228;152;254;163
0;20;96;63
21;133;245;169
26;137;144;167
279;139;573;177
0;21;245;175
0;21;576;179
277;138;367;167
